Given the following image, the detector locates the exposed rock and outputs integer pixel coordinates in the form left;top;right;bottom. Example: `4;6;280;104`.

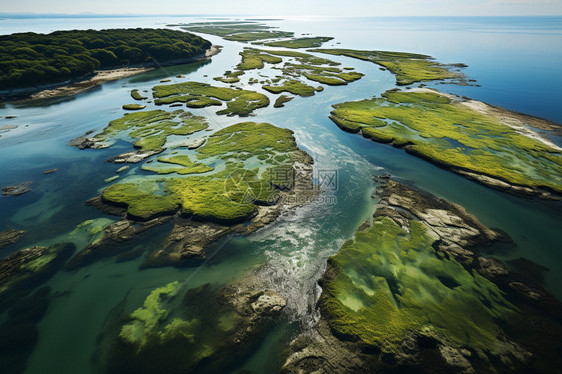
456;169;559;200
438;346;474;374
65;217;172;270
373;175;499;262
186;137;206;149
2;181;32;196
509;282;543;300
83;147;317;269
282;319;376;374
0;125;17;134
283;176;562;374
102;272;285;374
0;243;75;312
107;149;163;163
477;256;509;278
250;290;287;315
68;130;96;149
0;228;24;248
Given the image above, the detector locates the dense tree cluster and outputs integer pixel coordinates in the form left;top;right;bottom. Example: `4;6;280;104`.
0;28;211;89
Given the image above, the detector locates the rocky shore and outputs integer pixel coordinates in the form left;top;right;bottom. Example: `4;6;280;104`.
68;151;316;269
282;175;562;374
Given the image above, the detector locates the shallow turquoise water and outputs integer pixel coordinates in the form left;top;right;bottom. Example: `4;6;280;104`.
0;15;561;374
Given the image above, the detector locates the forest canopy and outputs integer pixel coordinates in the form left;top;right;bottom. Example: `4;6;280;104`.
0;28;211;90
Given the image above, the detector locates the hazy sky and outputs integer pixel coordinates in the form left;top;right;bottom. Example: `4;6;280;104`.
2;0;562;16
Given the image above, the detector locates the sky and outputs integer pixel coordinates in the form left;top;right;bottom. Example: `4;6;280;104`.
1;0;562;17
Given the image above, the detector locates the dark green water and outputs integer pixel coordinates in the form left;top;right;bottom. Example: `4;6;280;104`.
0;16;561;374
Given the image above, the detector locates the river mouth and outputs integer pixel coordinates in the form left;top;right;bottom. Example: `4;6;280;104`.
1;15;561;374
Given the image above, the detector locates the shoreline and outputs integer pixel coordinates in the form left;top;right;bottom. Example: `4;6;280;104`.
1;45;223;102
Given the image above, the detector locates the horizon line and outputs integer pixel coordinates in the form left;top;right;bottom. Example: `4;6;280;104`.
1;12;562;19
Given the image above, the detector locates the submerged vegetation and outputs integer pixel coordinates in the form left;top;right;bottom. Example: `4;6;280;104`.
152;81;269;116
322;216;517;354
311;48;464;85
0;29;211;90
330;89;562;194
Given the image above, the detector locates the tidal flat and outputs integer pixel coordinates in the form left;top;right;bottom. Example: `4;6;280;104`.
0;15;561;374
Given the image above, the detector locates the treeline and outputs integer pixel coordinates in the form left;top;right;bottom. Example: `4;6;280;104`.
0;28;211;90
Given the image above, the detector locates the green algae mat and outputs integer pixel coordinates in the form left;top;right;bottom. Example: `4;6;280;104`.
93;109;208;151
321;216;517;356
231;48;364;97
152;81;269;116
101;121;307;222
329;89;562;195
310;48;464;85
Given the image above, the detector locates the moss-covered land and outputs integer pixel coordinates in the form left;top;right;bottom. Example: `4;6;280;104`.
122;104;146;111
141;155;214;175
330;90;562;194
236;48;283;70
261;36;334;49
213;70;244;83
180;21;293;42
152;81;269;116
227;48;363;97
263;79;317;97
131;89;147;100
273;95;293;108
101;122;306;222
310;48;463;85
321;216;517;356
94;110;208;151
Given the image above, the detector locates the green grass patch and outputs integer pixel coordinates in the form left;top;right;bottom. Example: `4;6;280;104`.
330;90;562;193
131;89;148;100
123;104;146;110
273;95;293;108
213;70;245;83
101;122;306;222
310;48;463;85
263;79;316;97
95;110;209;151
153;81;269;116
261;36;334;49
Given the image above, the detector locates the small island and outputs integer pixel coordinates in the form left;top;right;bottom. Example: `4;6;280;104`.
0;28;212;99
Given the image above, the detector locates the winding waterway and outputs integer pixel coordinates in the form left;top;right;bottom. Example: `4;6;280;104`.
1;15;561;373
